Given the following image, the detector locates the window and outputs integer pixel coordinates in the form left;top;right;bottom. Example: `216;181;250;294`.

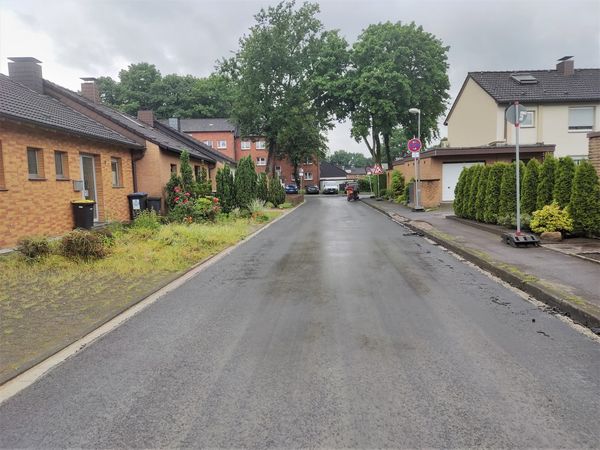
256;157;267;166
203;140;213;148
54;151;68;179
241;140;251;150
520;111;535;128
256;140;266;150
27;147;44;179
194;165;201;179
569;107;594;131
304;171;313;181
111;158;122;187
304;157;313;165
217;140;227;149
170;164;177;174
275;165;281;176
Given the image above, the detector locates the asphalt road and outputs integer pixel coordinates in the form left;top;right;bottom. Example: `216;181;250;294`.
1;197;599;448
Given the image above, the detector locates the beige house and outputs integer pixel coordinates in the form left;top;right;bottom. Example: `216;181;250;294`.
445;57;599;161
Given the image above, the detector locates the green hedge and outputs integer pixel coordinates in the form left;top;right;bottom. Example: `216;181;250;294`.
483;163;508;224
570;161;600;236
554;156;575;208
475;165;492;222
521;159;540;215
537;155;556;210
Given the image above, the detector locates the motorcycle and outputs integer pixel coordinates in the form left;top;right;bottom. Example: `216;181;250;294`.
346;185;359;201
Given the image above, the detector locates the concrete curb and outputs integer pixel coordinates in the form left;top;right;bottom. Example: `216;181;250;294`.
0;204;303;399
362;200;600;330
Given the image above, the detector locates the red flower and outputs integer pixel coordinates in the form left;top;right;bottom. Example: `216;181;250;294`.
174;186;181;193
175;196;180;202
213;197;219;203
183;199;189;204
185;192;190;196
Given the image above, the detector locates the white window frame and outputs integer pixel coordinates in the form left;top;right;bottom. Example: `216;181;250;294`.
111;157;122;187
275;165;282;176
304;171;313;181
241;140;251;150
203;140;213;148
256;140;266;150
256;157;267;166
520;111;535;128
217;140;227;149
568;107;594;132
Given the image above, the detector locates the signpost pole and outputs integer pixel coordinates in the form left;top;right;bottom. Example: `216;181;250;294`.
514;101;521;236
417;112;421;210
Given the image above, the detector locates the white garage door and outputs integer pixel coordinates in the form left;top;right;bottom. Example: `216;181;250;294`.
442;162;483;201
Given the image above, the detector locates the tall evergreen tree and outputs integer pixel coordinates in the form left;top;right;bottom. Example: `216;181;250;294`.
453;167;469;217
537;155;557;209
268;176;286;207
234;156;258;209
257;172;269;202
554;156;576;208
179;150;195;195
484;163;508;224
466;165;483;219
475;165;492;222
570;161;600;236
499;163;517;222
216;165;235;213
521;158;540;215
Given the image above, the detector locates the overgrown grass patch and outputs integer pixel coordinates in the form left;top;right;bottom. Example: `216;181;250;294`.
0;213;282;383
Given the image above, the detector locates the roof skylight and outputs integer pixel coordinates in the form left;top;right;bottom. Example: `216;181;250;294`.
511;73;538;84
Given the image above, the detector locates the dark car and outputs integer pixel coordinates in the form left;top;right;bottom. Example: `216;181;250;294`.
285;184;299;194
306;185;319;195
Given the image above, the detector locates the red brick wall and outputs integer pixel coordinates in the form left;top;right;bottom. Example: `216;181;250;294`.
188;131;236;161
589;133;600;177
0;120;134;248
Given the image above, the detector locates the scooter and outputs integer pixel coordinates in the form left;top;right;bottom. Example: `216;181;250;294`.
346;187;359;201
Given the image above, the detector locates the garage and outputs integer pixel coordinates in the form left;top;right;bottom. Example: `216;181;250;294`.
442;162;483;201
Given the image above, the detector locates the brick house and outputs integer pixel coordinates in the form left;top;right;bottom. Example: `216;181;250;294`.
588;131;600;177
0;58;143;248
44;80;235;211
170;118;321;188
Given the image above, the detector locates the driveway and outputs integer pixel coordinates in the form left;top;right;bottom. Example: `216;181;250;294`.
1;197;599;448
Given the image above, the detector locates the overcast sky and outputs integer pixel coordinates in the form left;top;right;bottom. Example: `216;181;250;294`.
1;0;598;155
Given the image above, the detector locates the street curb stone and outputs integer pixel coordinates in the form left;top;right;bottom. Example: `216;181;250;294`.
362;200;600;330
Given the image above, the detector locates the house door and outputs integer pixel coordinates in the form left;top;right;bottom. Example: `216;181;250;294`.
442;162;482;202
80;155;99;221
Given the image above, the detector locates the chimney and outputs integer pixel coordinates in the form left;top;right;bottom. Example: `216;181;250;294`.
556;56;574;76
137;110;155;126
8;57;43;93
80;77;100;103
167;117;181;131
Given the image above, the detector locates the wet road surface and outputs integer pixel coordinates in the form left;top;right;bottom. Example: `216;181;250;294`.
1;196;599;448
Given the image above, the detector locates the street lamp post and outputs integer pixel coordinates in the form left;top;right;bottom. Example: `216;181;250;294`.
409;108;423;211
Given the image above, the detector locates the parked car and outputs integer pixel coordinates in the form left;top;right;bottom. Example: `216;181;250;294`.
322;181;339;195
285;184;299;194
306;185;319;195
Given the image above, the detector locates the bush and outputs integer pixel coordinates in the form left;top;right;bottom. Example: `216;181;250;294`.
521;159;540;215
192;197;220;222
16;236;51;260
466;165;483;219
475;165;491;222
358;177;372;192
248;198;266;214
194;167;212;198
133;210;161;230
234;156;258;209
390;171;405;197
498;163;517;222
570;161;600;235
60;230;107;260
537;155;556;209
179;150;195;195
454;166;473;218
554;156;575;208
164;172;183;210
530;203;574;234
483;163;508;223
378;188;388;199
216;165;235;213
257;173;269;202
268;176;285;207
403;178;413;205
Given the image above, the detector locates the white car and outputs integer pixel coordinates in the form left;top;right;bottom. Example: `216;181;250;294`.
322;181;339;195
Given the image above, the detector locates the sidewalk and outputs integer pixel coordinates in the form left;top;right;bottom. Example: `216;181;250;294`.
362;199;600;329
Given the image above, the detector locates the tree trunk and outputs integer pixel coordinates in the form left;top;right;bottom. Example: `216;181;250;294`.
292;162;300;188
267;140;276;177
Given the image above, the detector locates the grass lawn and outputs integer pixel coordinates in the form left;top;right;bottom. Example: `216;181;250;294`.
0;210;283;384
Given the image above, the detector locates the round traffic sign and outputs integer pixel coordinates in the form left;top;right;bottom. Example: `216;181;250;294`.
505;103;528;125
407;138;422;152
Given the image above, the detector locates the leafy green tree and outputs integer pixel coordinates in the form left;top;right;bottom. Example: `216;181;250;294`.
257;173;269;201
570;161;600;235
327;150;373;168
475;165;492;222
345;21;449;168
179;150;195;196
466;165;483;219
216;165;235;213
234;156;258;209
537;155;557;209
390;171;405;197
499;163;517;224
521;158;540;215
222;1;346;173
554;156;576;208
484;163;508;224
268;176;286;207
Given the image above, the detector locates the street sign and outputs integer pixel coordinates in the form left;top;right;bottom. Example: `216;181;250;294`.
412;152;420;159
505;103;528;125
299;168;304;177
407;138;422;153
373;164;383;175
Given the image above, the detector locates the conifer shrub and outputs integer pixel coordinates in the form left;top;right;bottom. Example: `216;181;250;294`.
569;161;600;235
537;155;556;209
179;150;195;195
498;163;517;223
268;176;286;207
466;165;483;219
165;172;183;209
475;165;491;222
521;158;540;215
553;156;575;208
216;165;235;213
257;172;269;202
234;156;258;209
483;163;508;223
453;167;469;217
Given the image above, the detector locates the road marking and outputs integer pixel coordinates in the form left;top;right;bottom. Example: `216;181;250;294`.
0;203;304;405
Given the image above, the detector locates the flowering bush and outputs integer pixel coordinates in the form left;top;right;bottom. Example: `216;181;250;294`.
168;195;220;223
